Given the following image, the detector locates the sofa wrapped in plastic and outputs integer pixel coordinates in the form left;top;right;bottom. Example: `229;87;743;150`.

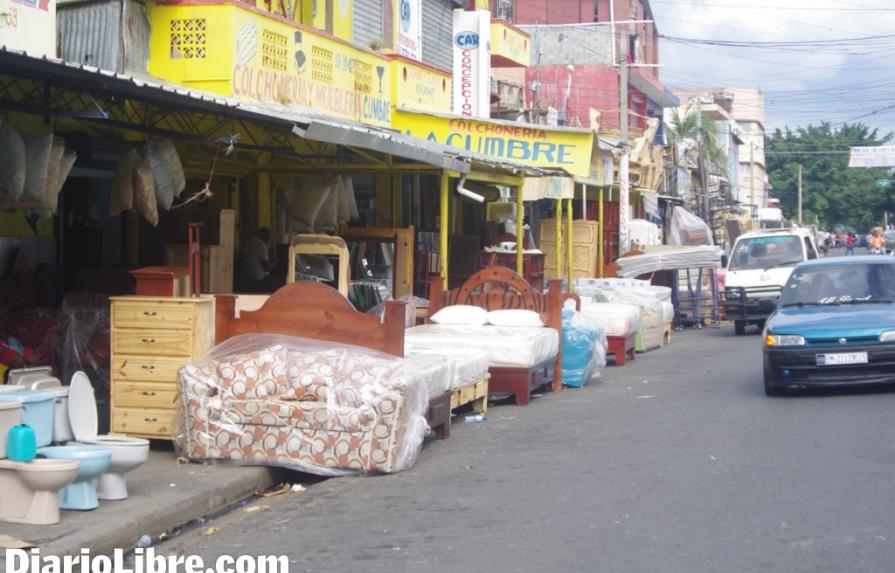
561;309;608;388
176;334;429;476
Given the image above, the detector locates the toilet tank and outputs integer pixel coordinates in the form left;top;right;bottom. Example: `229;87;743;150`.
0;391;55;448
0;401;23;458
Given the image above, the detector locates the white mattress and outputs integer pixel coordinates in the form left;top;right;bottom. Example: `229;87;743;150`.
662;301;675;323
577;301;642;337
405;324;559;368
405;347;489;390
403;353;453;396
574;278;672;301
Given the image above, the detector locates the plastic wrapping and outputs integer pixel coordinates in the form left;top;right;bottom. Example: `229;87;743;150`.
285;176;335;233
109;150;138;215
404;347;489;391
143;139;186;208
341;175;359;220
21;133;54;209
133;154;158;226
56;294;111;401
593;289;664;329
572;299;642;337
561;308;607;388
43;146;76;217
574;277;671;302
629;219;661;249
176;334;429;476
405;324;559;368
0;122;26;204
403;353;452;396
668;206;713;246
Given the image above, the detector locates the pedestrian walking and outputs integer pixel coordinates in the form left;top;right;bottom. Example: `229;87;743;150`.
869;227;885;255
845;233;855;255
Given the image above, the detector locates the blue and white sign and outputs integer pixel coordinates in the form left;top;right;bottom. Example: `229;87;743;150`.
452;10;491;119
396;0;421;60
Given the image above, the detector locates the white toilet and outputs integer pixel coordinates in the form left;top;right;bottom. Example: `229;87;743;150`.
0;400;79;525
68;372;150;500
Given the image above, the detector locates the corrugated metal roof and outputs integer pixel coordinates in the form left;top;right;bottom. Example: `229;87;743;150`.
0;47;570;178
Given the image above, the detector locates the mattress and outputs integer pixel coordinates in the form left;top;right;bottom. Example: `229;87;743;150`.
662;301;675;323
405;324;559;368
405;347;489;390
574;278;672;302
402;353;453;396
577;301;642;337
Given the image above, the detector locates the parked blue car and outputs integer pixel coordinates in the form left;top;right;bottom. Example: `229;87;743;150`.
763;256;895;395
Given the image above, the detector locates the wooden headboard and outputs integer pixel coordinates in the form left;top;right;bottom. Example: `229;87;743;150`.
428;266;564;392
428;267;563;330
215;281;406;357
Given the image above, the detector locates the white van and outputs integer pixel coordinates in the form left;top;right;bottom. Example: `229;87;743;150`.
723;228;821;335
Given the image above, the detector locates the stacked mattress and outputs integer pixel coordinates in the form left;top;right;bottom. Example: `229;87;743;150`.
615;245;724;278
403;348;490;395
404;324;559;369
575;300;642;337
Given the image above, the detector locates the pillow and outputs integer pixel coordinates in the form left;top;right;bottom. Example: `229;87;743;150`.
430;305;488;326
487;309;544;327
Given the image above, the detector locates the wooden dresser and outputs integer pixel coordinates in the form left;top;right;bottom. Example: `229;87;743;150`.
109;296;215;439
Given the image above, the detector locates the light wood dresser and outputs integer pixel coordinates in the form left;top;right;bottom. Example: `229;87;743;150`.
109;296;215;439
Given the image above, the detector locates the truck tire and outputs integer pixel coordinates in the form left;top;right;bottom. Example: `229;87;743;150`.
734;320;746;335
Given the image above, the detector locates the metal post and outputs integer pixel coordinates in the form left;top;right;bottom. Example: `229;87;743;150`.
750;143;755;210
566;198;574;286
516;185;524;275
619;16;630;255
555;198;563;279
598;187;605;277
440;172;449;281
797;164;803;225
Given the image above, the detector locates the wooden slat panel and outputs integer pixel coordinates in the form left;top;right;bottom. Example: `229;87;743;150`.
111;407;176;438
111;355;187;382
113;329;193;357
113;382;179;409
113;301;195;329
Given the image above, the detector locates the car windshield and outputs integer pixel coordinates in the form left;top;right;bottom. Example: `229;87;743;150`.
729;235;803;271
780;263;895;307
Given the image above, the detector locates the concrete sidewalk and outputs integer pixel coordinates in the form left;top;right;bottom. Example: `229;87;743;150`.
1;444;288;557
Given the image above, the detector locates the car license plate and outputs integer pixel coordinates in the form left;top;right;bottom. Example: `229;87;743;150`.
816;352;868;366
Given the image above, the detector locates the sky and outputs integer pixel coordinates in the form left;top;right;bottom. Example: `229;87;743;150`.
651;0;895;139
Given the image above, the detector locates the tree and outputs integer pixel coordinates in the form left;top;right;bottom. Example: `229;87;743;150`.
766;122;893;230
667;106;727;176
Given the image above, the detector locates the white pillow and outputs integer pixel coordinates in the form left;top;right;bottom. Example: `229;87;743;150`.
430;305;488;326
487;309;544;327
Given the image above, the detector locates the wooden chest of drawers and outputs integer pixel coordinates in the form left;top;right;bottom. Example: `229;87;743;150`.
109;296;215;439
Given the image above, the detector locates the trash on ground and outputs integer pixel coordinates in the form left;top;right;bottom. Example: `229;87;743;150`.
136;534;152;549
202;527;219;536
464;414;487;423
291;484;307;493
259;482;291;497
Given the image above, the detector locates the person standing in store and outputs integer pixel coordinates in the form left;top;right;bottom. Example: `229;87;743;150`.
240;227;283;292
845;233;856;256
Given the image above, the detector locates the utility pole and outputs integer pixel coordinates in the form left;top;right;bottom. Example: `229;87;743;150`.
749;142;755;210
695;99;710;221
797;164;802;225
618;0;630;254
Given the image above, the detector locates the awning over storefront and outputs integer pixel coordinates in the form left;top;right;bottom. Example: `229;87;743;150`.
0;48;570;184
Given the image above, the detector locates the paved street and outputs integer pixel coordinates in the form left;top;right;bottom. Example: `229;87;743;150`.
157;326;895;572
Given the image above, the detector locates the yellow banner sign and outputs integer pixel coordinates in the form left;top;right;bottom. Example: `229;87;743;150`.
392;109;594;177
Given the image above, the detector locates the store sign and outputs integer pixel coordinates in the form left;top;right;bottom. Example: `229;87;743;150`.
0;0;56;58
452;10;491;119
393;109;594;177
396;0;421;61
228;11;392;127
849;146;895;168
390;58;451;114
490;20;530;67
522;176;574;201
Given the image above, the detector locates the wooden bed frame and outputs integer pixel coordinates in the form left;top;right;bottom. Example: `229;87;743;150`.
428;267;563;406
214;281;472;439
563;293;636;366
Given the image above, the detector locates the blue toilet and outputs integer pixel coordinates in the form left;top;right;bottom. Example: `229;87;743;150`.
37;445;111;510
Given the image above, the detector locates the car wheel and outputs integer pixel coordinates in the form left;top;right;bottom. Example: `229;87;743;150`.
734;320;746;335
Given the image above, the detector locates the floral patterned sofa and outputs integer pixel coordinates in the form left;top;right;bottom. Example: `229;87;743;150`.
178;339;428;476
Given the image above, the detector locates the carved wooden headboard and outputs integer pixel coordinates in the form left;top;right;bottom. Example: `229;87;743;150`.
428;267;563;332
215;281;406;357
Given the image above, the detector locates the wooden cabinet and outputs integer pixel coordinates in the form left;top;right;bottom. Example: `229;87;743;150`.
539;219;599;280
110;296;215;439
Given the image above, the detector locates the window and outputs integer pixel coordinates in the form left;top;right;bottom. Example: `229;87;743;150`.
169;18;207;59
311;46;334;84
804;237;817;260
261;30;288;71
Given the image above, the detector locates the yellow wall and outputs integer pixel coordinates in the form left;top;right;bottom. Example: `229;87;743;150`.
389;57;452;114
148;2;393;126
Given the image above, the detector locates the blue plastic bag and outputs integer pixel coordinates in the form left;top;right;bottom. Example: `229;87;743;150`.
561;308;607;387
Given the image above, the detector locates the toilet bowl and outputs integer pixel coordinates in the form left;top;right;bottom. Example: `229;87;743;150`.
0;458;79;524
0;390;56;447
37;445;110;510
69;372;149;500
0;401;21;458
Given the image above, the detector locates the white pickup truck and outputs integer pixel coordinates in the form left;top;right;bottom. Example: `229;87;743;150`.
723;228;821;335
